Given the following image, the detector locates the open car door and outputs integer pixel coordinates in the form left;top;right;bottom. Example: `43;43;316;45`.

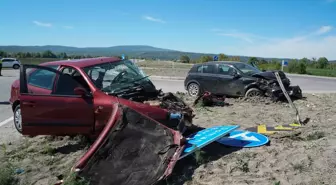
19;64;95;136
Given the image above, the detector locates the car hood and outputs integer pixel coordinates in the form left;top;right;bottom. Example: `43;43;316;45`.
251;70;287;80
72;103;184;185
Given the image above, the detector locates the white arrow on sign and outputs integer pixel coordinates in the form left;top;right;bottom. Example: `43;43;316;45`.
229;131;260;142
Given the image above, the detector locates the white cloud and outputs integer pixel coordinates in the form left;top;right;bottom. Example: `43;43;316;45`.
142;16;165;23
218;26;336;59
63;26;74;29
33;21;52;27
315;25;332;35
214;29;269;43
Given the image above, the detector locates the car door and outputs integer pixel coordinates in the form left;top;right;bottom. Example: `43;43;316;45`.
19;64;95;136
2;59;12;68
215;64;245;96
195;64;218;93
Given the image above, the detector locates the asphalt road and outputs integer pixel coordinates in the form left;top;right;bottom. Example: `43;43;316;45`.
1;69;336;135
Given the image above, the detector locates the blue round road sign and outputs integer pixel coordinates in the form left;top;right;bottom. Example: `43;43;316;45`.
216;130;269;148
213;55;218;61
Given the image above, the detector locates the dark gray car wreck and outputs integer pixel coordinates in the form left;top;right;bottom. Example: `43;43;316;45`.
184;61;302;101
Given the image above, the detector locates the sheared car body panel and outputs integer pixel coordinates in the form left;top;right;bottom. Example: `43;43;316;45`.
73;103;184;185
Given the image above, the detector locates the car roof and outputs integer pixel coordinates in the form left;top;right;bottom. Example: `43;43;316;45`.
204;61;245;65
192;61;245;67
1;58;17;60
39;57;122;68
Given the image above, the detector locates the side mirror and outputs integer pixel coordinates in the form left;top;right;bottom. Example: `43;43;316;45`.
231;70;241;78
74;87;88;97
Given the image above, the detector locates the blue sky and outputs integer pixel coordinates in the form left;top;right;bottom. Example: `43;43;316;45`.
1;0;336;59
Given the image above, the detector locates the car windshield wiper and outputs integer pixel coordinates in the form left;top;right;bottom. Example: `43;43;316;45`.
127;75;151;85
108;84;143;96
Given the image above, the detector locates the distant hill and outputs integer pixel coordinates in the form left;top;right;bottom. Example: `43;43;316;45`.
0;45;332;62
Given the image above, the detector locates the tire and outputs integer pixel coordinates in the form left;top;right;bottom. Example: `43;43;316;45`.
13;64;20;69
187;83;201;97
245;88;262;98
13;105;22;134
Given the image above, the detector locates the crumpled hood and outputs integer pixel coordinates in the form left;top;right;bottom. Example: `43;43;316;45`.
252;70;287;80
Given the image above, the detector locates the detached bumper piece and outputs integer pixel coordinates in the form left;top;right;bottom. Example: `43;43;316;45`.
270;85;303;100
72;104;184;185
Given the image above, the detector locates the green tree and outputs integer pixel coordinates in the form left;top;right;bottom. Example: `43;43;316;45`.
218;53;229;61
317;57;328;69
58;52;68;59
0;50;7;57
199;55;212;63
42;50;57;58
228;56;240;61
248;57;259;65
180;55;190;63
288;59;307;74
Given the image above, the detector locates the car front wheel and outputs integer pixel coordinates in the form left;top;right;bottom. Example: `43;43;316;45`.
245;88;262;98
13;64;20;69
187;83;201;97
13;105;22;133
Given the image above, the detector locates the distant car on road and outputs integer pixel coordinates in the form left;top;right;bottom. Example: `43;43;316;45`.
184;61;302;101
1;58;21;69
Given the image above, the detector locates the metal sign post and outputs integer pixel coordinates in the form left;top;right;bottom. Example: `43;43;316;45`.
274;71;302;125
281;60;288;71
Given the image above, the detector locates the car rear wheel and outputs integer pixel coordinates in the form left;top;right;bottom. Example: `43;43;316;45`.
245;88;262;98
13;105;22;133
13;64;20;69
187;83;201;97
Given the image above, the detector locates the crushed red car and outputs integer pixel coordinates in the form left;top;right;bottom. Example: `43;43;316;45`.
8;57;196;184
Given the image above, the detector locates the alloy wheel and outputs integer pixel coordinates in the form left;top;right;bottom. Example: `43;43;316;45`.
188;83;199;97
14;107;22;133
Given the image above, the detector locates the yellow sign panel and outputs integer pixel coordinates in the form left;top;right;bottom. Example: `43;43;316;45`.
273;125;293;130
257;125;276;135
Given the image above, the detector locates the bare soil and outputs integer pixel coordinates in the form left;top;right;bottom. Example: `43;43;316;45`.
1;93;335;185
167;93;336;185
0;135;89;185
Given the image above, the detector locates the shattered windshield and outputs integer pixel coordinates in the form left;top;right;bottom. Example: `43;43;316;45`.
234;63;261;75
83;60;149;93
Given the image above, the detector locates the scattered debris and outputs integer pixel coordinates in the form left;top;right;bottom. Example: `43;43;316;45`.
193;91;228;107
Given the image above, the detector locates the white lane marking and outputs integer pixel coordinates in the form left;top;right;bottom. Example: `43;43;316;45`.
0;117;13;128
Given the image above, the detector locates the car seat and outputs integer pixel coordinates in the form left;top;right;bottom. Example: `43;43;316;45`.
94;71;105;89
228;68;235;75
52;74;81;95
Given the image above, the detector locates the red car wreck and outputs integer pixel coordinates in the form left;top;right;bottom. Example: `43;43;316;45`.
9;57;196;184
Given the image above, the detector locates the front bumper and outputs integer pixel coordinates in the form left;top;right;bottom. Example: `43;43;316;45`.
270;85;303;100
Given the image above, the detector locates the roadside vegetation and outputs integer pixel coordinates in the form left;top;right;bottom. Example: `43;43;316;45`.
0;50;335;77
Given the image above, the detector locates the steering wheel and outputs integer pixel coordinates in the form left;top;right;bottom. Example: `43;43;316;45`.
111;70;128;84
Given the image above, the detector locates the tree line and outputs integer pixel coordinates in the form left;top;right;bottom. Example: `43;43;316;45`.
179;53;336;75
1;49;335;76
0;50;99;59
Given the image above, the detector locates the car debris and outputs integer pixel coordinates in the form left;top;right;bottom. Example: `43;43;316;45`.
250;70;302;101
193;91;227;107
184;61;303;102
